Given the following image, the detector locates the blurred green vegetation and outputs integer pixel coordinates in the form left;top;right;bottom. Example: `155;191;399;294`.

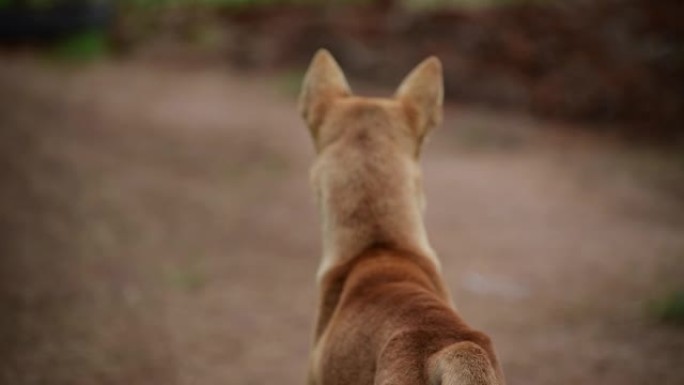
276;70;306;97
0;0;100;8
51;29;109;61
403;0;550;9
166;265;207;292
0;0;343;8
650;290;684;326
0;0;554;10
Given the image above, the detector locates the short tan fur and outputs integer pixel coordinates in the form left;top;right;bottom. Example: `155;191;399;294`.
300;49;505;385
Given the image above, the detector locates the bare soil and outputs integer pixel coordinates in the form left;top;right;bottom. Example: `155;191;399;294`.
0;56;682;385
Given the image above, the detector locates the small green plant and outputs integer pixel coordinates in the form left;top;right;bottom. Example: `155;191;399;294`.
650;290;684;326
166;266;207;291
51;30;109;61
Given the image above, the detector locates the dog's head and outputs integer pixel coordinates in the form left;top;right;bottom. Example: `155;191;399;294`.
299;49;443;272
298;49;443;158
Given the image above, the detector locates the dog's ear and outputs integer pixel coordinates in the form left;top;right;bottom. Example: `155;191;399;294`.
299;49;352;135
395;57;443;140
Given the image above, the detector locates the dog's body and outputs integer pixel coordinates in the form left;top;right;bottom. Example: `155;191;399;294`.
300;50;504;385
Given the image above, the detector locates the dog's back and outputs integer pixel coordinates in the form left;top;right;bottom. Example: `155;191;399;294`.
311;248;502;385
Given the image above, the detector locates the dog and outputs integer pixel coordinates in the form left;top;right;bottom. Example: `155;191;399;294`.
300;49;504;385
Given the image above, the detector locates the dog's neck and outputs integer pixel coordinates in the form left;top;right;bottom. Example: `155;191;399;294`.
313;139;439;281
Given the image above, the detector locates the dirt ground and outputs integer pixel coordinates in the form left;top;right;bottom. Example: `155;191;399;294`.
0;56;683;385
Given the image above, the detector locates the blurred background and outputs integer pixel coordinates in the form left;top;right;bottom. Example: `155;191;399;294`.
0;0;683;384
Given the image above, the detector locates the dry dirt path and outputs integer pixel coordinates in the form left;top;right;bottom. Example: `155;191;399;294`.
1;57;682;385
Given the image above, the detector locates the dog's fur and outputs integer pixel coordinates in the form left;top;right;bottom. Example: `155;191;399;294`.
300;49;504;385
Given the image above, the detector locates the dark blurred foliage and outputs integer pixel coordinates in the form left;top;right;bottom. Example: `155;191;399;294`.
0;0;113;39
1;0;683;141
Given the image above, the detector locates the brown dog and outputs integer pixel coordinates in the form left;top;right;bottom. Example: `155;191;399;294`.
300;49;504;385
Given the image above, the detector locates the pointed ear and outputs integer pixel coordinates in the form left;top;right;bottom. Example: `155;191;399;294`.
395;56;444;139
298;49;352;135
